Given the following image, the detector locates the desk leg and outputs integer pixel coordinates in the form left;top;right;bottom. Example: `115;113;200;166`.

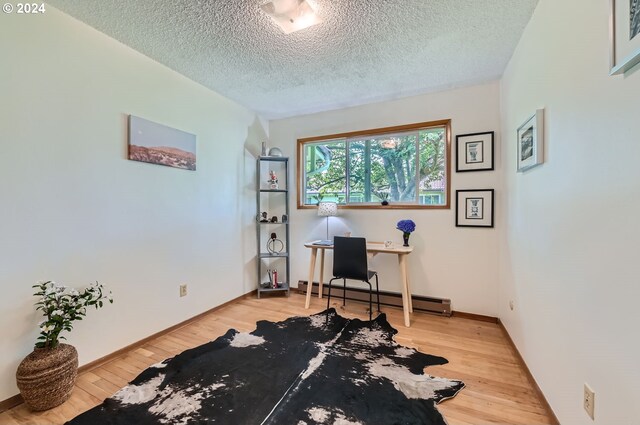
305;247;318;309
318;249;325;299
406;269;413;313
398;254;411;327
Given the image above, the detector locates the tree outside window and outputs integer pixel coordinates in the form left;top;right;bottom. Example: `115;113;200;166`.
298;120;450;209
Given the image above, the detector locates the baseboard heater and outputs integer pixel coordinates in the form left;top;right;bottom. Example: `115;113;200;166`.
297;281;451;317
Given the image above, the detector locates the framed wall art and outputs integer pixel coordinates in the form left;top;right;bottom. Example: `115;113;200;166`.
516;109;544;173
455;189;494;228
610;0;640;75
128;115;197;171
456;131;494;172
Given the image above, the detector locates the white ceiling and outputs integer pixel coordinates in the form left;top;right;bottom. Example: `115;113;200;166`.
48;0;539;119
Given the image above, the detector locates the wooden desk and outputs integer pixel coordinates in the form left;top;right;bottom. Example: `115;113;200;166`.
303;241;414;327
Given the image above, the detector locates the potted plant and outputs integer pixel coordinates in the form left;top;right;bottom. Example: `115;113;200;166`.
396;219;416;246
374;190;390;206
16;280;112;411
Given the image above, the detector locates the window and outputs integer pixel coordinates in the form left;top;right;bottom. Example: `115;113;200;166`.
297;120;451;209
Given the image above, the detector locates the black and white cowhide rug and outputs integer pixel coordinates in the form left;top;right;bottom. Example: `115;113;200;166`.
67;309;464;425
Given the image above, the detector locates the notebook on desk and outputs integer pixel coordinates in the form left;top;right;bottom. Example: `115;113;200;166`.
310;240;333;246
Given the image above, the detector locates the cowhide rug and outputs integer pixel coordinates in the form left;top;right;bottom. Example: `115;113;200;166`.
67;309;464;425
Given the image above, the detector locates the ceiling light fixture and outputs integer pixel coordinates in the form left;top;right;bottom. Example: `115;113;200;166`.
260;0;322;34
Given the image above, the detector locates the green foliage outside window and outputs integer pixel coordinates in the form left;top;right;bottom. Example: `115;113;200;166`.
302;125;447;207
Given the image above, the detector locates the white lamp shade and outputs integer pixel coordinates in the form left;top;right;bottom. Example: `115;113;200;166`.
317;201;338;217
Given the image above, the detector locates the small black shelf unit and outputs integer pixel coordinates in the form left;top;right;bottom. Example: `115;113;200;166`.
256;156;290;297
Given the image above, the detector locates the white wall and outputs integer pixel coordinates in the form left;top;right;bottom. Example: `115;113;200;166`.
0;7;265;401
499;1;640;424
270;82;502;316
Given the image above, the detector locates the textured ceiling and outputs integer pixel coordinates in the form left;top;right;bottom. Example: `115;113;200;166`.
48;0;539;119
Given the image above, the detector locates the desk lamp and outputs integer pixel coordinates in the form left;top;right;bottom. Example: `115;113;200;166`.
317;201;337;245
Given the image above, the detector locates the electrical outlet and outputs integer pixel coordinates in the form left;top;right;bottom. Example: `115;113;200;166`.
179;284;188;297
584;383;595;420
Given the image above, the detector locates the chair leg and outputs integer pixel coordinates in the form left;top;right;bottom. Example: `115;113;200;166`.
343;278;346;306
366;280;373;321
327;277;336;312
374;273;381;313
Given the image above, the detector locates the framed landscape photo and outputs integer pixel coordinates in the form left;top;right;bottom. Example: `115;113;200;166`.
455;189;494;228
516;109;544;173
456;131;494;172
610;0;640;75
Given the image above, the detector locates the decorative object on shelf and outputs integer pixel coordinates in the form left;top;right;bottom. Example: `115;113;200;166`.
267;232;284;254
456;131;494;172
128;115;196;171
384;240;393;248
317;201;338;244
378;192;390;206
268;170;279;189
268;147;283;157
261;141;267;156
272;269;279;288
270;216;278;223
609;0;640;75
16;280;112;411
396;219;416;246
259;212;269;222
517;109;544;172
281;214;287;223
265;269;273;288
455;189;494;228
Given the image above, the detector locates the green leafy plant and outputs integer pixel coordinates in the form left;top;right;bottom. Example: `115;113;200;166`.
33;280;113;349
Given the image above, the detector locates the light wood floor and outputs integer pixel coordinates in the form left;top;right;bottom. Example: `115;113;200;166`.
0;293;556;425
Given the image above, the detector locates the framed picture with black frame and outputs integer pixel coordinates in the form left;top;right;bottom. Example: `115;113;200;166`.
455;189;494;228
456;131;494;172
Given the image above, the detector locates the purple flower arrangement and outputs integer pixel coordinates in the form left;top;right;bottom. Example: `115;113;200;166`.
396;219;416;246
396;219;416;235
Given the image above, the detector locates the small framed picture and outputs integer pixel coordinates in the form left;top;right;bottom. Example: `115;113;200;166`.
455;189;494;228
609;0;640;75
456;131;494;172
517;109;544;172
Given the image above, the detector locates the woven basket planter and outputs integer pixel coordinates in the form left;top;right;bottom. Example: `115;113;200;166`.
16;343;78;411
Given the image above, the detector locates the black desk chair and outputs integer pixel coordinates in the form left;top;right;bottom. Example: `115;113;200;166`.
327;236;381;320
